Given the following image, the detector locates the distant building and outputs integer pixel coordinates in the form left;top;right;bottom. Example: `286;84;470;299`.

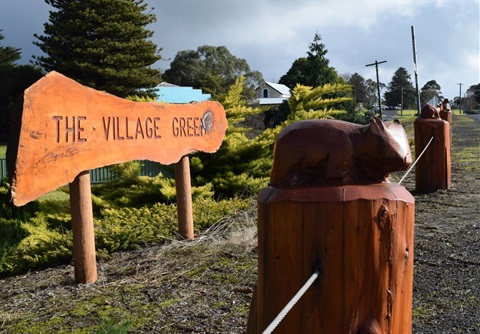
254;81;291;106
152;82;211;103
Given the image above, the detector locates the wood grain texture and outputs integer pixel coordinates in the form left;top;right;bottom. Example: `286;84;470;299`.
69;171;97;283
414;118;451;193
10;71;227;206
251;183;415;333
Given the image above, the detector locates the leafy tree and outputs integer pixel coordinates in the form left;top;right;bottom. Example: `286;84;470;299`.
347;73;370;104
463;83;480;112
384;67;415;109
467;84;480;105
0;30;21;64
364;78;380;107
163;45;263;101
420;80;442;105
279;33;339;89
33;0;162;98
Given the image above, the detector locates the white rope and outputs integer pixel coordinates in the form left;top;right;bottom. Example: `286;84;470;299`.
398;136;434;185
262;270;320;334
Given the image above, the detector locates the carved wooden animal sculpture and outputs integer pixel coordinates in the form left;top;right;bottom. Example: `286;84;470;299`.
270;117;412;187
420;104;441;119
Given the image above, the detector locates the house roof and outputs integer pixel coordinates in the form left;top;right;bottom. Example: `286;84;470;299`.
259;81;291;97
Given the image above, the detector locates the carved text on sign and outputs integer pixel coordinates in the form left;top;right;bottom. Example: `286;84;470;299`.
52;113;216;143
9;71;227;206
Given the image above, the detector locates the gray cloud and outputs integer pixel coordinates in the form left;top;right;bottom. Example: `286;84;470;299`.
1;0;478;98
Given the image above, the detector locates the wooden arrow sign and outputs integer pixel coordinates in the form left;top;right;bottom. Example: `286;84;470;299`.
10;71;227;206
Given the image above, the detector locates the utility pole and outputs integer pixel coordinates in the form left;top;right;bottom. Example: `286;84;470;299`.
411;26;421;116
366;60;387;118
401;86;404;117
458;83;463;114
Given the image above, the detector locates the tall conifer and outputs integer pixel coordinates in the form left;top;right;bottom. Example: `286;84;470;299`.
0;30;21;64
33;0;162;97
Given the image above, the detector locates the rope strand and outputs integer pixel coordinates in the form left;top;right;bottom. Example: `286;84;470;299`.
262;270;320;334
398;136;434;185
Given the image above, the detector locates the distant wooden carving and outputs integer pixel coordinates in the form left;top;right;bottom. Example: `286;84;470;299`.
439;99;452;124
414;117;451;192
8;71;227;206
269;117;412;187
419;104;440;119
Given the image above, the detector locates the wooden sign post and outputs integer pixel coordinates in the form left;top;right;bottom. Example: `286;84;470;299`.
9;71;227;283
69;171;97;283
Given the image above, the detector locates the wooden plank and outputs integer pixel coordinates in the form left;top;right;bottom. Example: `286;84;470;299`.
10;71;227;206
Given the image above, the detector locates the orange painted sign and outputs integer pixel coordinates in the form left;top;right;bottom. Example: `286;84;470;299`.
10;71;227;206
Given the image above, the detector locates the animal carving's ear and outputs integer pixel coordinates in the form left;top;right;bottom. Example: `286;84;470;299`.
370;116;386;134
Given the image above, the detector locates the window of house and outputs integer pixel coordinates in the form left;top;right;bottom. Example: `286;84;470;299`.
263;88;269;98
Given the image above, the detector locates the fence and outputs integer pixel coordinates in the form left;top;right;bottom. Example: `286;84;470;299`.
0;158;171;183
0;158;6;182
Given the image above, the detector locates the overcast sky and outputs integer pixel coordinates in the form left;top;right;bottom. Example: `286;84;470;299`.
1;0;479;99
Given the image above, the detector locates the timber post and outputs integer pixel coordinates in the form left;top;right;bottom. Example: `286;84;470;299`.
69;171;97;283
414;110;451;193
174;155;194;240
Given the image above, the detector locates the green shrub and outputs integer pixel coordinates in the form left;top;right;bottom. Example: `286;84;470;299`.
0;179;39;221
0;213;73;275
0;193;251;276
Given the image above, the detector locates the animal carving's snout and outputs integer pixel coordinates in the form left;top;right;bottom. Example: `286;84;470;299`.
405;154;412;165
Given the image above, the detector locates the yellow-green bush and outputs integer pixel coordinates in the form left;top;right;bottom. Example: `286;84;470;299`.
0;194;252;275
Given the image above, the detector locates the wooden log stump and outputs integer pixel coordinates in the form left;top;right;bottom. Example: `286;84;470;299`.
414;118;451;193
250;183;415;333
439;110;452;125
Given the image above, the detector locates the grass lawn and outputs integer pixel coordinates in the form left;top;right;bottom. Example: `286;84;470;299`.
0;144;6;158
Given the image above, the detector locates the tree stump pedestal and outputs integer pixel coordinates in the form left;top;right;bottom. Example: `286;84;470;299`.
414;118;451;193
248;183;415;333
439;110;452;125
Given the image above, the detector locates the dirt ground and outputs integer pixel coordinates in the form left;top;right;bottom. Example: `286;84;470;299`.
0;114;478;333
406;114;480;333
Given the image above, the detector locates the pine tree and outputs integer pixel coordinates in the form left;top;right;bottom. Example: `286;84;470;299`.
0;31;43;141
33;0;162;97
384;67;415;109
279;33;339;89
0;30;21;65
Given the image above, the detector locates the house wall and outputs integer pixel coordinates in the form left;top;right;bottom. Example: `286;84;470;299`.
255;84;284;99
